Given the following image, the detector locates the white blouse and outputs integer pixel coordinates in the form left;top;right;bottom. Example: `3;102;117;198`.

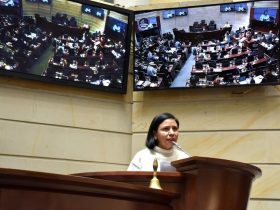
127;146;190;171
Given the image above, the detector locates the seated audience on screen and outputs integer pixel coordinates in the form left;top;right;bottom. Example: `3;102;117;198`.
147;62;158;77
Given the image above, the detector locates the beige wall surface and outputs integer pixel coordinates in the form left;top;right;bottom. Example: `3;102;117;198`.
0;79;132;174
129;1;280;208
131;86;280;209
0;0;279;209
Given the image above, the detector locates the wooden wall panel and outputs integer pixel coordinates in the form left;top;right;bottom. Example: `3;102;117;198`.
131;84;280;209
0;77;132;173
0;155;126;174
131;131;280;163
252;165;280;199
2;0;280;209
81;13;107;33
0;86;131;133
109;11;129;23
37;4;51;17
22;1;39;17
248;200;280;210
0;120;131;165
132;88;280;132
51;0;80;18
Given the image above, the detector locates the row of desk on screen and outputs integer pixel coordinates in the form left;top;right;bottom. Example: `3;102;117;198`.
191;55;269;79
173;27;232;44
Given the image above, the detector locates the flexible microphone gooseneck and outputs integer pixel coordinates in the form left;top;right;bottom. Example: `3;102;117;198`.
172;141;191;157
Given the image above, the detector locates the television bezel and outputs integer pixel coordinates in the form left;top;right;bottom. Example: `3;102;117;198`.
0;0;22;15
252;7;278;23
0;0;134;94
175;8;188;17
132;0;280;92
81;4;105;20
162;9;175;19
234;3;248;13
220;3;236;12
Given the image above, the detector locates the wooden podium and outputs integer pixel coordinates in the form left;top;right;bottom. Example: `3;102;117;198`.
0;157;261;210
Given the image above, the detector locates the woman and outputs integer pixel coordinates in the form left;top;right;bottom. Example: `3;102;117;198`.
127;113;190;171
259;10;270;22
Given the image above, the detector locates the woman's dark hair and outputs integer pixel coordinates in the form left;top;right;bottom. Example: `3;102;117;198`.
145;113;179;149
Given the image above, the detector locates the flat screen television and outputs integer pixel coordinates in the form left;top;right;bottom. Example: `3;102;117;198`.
136;16;158;31
38;0;51;5
133;0;280;91
162;10;175;19
235;3;248;12
253;7;278;22
135;16;160;42
220;4;235;12
0;0;21;15
81;4;105;20
25;0;52;4
175;8;188;17
0;0;133;93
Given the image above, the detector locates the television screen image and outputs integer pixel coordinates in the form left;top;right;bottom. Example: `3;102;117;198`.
0;0;20;6
162;10;175;19
26;0;51;4
81;4;105;20
0;0;21;15
136;16;158;31
175;8;188;16
253;8;278;22
133;0;280;91
0;0;132;93
26;0;38;3
104;16;128;41
235;3;248;12
220;4;235;12
38;0;51;4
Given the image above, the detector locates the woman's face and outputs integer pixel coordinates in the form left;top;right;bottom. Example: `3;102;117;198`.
154;119;179;150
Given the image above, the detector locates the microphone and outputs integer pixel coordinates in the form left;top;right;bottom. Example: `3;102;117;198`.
172;141;191;157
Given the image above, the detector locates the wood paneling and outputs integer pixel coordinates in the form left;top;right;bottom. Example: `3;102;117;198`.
131;131;280;163
248;200;280;210
132;87;280;132
1;0;280;209
0;119;131;164
0;85;131;133
252;165;280;199
0;155;127;174
22;1;39;17
131;83;280;209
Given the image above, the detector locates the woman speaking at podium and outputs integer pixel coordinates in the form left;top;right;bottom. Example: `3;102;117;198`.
127;113;190;171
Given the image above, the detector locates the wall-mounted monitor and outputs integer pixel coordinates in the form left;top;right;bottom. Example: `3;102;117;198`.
0;0;21;15
253;7;278;22
235;3;248;12
26;0;52;4
81;4;105;20
135;16;160;42
38;0;51;5
0;0;133;93
0;0;20;6
175;8;188;17
162;10;175;19
133;0;280;91
136;16;159;31
220;4;235;12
